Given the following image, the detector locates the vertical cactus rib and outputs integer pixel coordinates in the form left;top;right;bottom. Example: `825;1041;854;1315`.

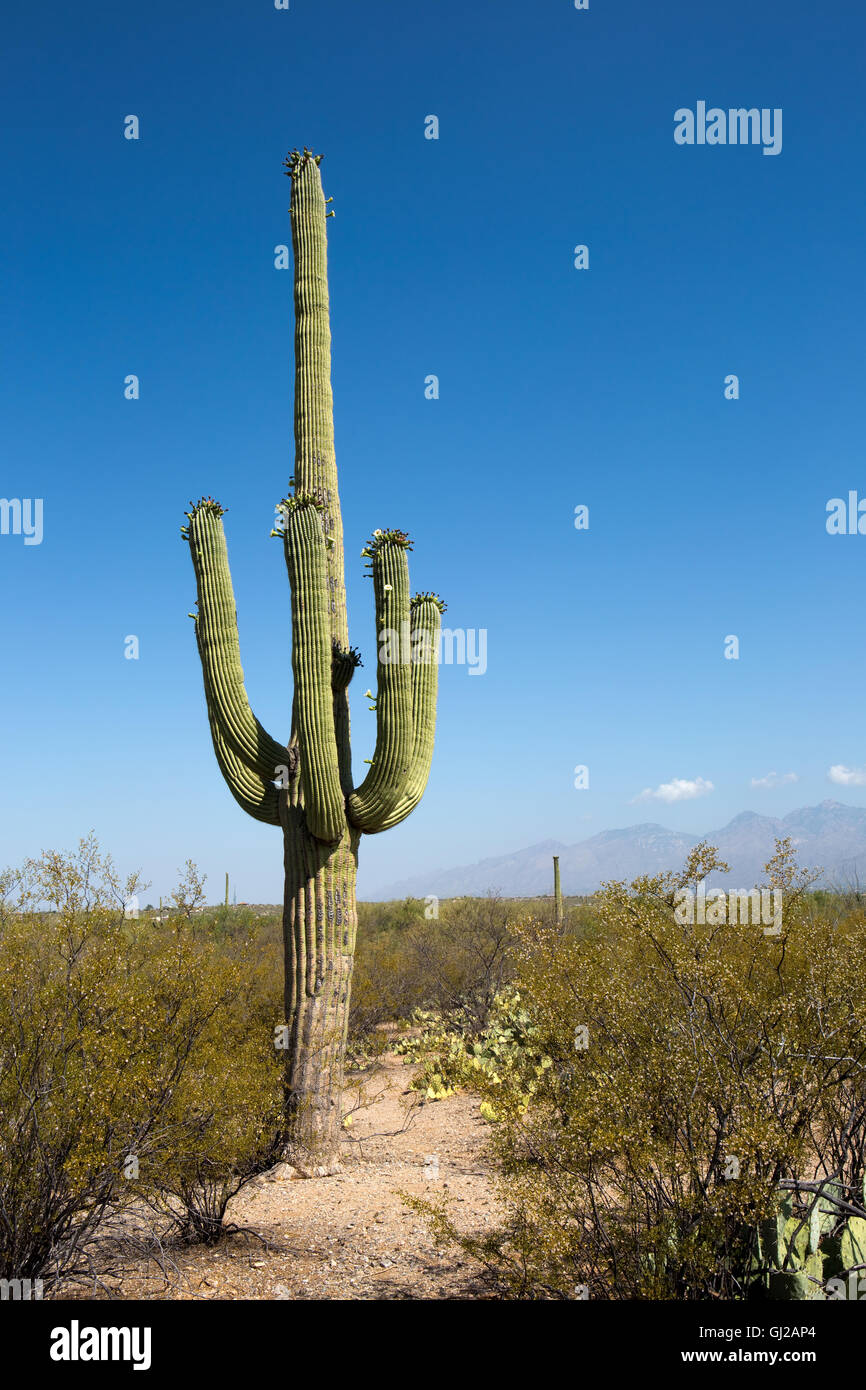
186;502;289;785
288;151;348;651
346;535;414;832
364;593;443;833
281;800;360;1159
283;501;346;843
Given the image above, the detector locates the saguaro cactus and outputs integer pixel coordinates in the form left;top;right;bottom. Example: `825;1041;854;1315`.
181;149;445;1172
553;855;563;927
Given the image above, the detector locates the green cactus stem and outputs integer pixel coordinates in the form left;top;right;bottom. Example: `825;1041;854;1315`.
741;1183;866;1300
184;149;445;1173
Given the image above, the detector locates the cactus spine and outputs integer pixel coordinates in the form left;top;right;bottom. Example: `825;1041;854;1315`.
183;150;445;1172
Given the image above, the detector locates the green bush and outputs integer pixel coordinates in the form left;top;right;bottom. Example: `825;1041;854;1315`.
350;894;515;1045
410;841;866;1299
0;838;282;1284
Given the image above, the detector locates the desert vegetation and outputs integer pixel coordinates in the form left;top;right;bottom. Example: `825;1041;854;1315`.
401;841;866;1299
3;832;866;1300
0;837;282;1291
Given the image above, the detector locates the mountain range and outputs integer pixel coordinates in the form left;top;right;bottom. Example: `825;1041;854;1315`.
374;801;866;899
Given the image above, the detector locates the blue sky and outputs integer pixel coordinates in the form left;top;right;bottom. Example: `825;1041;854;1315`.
2;0;865;901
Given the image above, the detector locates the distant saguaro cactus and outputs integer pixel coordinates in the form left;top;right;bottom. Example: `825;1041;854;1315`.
553;855;563;927
182;149;445;1172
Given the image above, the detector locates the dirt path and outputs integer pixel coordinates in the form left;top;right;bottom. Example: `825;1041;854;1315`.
73;1054;499;1301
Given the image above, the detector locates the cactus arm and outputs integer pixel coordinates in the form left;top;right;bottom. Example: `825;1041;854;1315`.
346;535;414;831
331;643;361;798
347;535;437;833
333;686;353;799
185;501;289;784
282;500;346;843
190;597;281;825
360;593;443;833
203;695;281;825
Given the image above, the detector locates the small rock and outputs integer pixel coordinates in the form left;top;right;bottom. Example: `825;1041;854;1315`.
267;1162;298;1183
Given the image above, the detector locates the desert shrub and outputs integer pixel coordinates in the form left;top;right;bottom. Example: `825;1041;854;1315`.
350;894;516;1046
128;914;283;1247
142;963;282;1244
410;841;866;1299
0;838;282;1283
349;899;430;1040
404;895;515;1034
356;897;429;937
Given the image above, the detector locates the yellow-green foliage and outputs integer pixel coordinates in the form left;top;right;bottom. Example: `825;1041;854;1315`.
136;917;282;1245
396;992;551;1104
350;894;515;1045
0;838;282;1281
412;841;866;1300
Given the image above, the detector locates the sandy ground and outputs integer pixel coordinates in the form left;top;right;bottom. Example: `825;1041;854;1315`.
60;1053;500;1301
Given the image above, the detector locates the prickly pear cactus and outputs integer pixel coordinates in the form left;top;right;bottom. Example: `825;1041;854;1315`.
747;1184;866;1300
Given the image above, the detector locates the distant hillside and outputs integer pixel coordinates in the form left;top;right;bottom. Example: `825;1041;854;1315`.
374;801;866;899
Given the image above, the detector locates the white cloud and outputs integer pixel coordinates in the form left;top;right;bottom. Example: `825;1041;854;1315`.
750;771;799;790
631;776;714;804
828;764;866;786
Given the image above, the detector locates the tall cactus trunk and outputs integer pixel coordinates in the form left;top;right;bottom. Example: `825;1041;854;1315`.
280;812;359;1172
